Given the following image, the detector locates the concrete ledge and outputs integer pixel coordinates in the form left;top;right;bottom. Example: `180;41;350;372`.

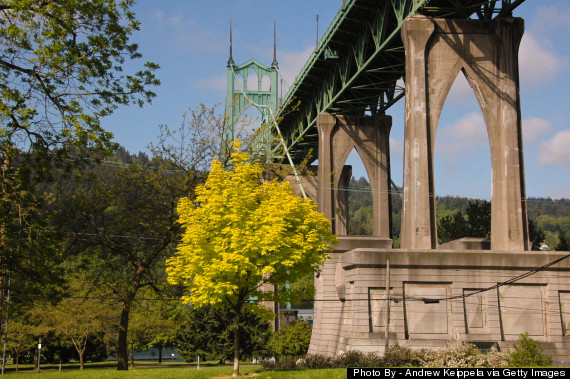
439;237;491;251
341;248;570;271
334;236;393;252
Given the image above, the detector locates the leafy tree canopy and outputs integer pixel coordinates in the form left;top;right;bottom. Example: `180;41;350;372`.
175;305;270;363
166;141;335;376
167;142;335;317
0;0;159;155
268;320;312;361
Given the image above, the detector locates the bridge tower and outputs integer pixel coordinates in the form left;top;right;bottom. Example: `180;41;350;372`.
225;20;279;153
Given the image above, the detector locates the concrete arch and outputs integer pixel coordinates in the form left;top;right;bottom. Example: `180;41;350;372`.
317;113;392;238
401;15;528;251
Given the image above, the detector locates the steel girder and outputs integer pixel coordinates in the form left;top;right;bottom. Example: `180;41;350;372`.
273;0;526;164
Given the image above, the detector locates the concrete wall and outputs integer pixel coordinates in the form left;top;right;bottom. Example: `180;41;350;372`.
400;16;528;251
309;239;570;364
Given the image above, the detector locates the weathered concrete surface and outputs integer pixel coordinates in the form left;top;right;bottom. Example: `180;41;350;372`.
400;16;528;251
317;113;392;238
439;237;491;251
308;16;559;362
308;244;570;364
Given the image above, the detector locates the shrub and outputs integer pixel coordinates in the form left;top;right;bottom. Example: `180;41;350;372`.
509;333;552;367
268;320;312;361
303;354;336;369
426;344;489;368
359;352;384;367
336;350;367;368
383;344;429;367
261;358;297;369
485;348;511;368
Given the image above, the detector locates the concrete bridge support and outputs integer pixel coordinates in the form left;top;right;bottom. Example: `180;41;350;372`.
400;15;529;251
317;113;392;237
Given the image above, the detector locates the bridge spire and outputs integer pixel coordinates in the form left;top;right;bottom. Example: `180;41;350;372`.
271;20;278;69
227;18;234;67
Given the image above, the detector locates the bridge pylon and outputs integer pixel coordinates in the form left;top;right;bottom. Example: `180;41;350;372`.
224;20;279;157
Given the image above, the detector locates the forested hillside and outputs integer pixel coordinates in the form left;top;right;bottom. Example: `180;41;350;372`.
348;177;569;250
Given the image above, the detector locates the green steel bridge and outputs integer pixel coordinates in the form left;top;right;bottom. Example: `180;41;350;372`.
268;0;526;164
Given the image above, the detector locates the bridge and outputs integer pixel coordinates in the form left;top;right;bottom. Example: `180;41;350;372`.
273;0;525;163
224;0;570;363
225;0;530;251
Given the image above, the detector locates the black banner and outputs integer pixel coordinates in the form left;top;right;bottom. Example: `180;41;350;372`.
347;368;569;379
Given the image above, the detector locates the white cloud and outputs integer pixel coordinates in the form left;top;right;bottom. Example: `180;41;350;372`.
149;10;223;54
519;33;560;87
390;136;403;155
434;113;488;172
437;112;487;153
523;117;552;142
151;10;181;26
192;75;227;94
444;71;473;104
277;46;315;92
538;131;570;167
530;4;570;37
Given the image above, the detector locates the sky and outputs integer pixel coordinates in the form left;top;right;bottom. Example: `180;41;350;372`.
101;0;570;200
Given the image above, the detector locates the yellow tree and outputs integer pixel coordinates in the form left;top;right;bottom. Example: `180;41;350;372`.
166;142;335;377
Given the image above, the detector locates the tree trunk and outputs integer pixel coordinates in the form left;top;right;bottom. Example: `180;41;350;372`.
117;303;131;370
129;342;135;369
158;344;162;364
79;351;84;371
233;312;239;378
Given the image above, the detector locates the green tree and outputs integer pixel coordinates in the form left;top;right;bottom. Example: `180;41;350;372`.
268;320;312;361
510;332;552;367
175;305;270;363
555;232;570;251
126;291;178;368
0;0;158;325
5;318;37;372
0;0;158;155
166;143;335;377
528;219;546;251
33;297;112;370
437;200;491;244
54;105;232;370
30;274;115;370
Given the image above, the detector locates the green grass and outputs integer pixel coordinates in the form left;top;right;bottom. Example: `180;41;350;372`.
1;362;347;378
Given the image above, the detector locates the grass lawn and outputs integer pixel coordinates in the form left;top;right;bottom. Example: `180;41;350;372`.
1;362;347;378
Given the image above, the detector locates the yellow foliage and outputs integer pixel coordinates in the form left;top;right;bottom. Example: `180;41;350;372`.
166;141;335;318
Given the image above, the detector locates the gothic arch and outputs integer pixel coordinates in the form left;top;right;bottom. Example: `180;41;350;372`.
317;113;392;237
401;15;528;251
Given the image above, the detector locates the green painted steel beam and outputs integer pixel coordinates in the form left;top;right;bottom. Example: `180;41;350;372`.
270;0;527;164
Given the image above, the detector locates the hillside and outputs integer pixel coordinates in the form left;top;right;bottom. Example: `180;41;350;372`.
348;177;569;250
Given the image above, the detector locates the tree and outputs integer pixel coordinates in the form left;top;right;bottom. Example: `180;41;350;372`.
268;320;312;361
555;232;570;251
53;105;234;370
528;219;546;251
126;291;178;368
0;0;159;328
29;274;115;370
57;155;184;371
437;200;491;244
166;143;335;377
174;305;270;363
33;297;112;370
0;0;159;155
5;318;37;372
509;332;552;367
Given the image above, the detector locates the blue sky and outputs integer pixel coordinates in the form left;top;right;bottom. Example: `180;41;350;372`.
102;1;570;199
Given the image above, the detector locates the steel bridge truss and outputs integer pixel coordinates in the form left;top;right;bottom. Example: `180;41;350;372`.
273;0;526;164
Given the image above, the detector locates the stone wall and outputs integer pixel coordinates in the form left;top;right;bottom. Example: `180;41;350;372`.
309;238;570;364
